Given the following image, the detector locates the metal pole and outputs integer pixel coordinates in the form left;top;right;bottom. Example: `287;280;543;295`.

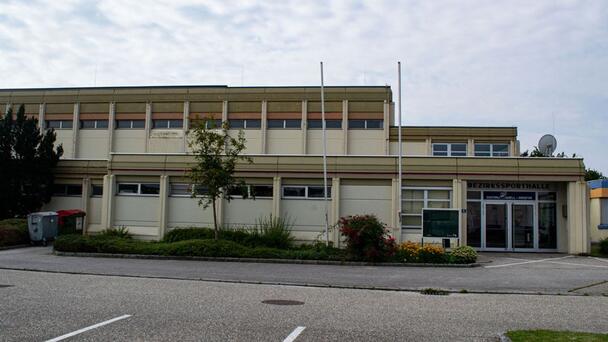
398;62;403;233
321;62;329;245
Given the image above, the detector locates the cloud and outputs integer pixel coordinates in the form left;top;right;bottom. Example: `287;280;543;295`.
0;0;606;171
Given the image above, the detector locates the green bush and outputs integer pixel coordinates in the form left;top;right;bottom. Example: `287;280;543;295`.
600;237;608;255
98;226;132;239
338;215;396;261
0;219;29;247
163;216;295;250
449;246;478;264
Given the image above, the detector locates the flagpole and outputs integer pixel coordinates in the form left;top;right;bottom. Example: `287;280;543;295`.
320;61;329;246
398;62;403;232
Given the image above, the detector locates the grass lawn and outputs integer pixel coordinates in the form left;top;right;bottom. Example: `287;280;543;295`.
506;330;608;342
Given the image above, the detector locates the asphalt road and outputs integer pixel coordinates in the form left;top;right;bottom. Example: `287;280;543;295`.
1;269;607;341
0;247;607;295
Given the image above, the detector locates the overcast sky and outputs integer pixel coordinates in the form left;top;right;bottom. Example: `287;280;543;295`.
0;0;606;172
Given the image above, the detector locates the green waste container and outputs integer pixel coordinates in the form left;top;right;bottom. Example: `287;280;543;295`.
56;209;86;235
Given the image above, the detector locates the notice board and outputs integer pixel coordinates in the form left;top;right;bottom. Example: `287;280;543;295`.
422;209;460;238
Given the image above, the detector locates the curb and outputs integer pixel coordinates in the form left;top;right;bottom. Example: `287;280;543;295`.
499;333;512;342
52;251;480;268
0;244;30;251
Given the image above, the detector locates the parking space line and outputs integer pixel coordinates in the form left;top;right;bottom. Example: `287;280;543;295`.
485;255;573;268
283;326;306;342
547;261;608;269
45;314;131;342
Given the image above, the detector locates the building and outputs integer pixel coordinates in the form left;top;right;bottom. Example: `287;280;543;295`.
589;179;608;243
0;85;590;253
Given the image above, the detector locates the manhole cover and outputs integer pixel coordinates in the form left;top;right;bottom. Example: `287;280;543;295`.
262;299;304;306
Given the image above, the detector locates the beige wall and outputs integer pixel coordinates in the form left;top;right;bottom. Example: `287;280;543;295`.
307;130;344;155
230;129;263;154
281;199;327;240
223;198;273;227
79;130;109;159
55;130;74;158
148;130;184;153
590;198;608;242
114;130;146;153
114;196;159;237
167;197;214;228
267;130;303;154
389;140;428;156
348;130;385;155
340;184;392;229
43;196;83;212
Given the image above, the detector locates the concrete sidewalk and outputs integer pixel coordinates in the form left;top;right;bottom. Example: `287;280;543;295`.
0;247;607;295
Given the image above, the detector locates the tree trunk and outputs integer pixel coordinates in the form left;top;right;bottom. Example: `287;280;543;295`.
212;198;219;240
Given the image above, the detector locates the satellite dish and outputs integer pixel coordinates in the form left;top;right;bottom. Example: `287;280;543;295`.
538;134;557;156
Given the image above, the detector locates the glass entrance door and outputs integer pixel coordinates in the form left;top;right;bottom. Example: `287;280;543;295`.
485;203;508;248
512;204;535;249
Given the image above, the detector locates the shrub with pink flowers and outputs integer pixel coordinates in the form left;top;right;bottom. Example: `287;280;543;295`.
338;214;396;261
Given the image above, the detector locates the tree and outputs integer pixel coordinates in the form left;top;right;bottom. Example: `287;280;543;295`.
188;118;251;239
585;169;605;182
0;105;63;219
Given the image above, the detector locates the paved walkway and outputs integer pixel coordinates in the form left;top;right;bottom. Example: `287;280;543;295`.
0;247;607;295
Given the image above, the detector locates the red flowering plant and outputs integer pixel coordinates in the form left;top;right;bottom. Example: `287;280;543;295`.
338;214;397;262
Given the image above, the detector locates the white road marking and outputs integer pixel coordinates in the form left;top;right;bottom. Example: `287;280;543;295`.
45;314;131;342
547;261;608;269
485;255;573;268
283;326;306;342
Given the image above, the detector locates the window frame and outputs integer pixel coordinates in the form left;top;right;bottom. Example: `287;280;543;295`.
152;119;183;129
46;120;73;129
116;182;160;197
228;119;261;129
432;143;467;157
401;187;452;230
90;184;103;197
347;119;383;130
115;119;145;129
307;119;342;129
80;119;109;129
281;185;332;199
474;143;510;157
267;119;302;129
52;184;83;197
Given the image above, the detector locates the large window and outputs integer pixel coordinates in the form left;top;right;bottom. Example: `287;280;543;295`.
52;184;82;197
348;119;383;129
91;185;103;197
169;183;209;197
152;119;183;129
432;143;467;156
401;188;452;229
268;119;301;129
474;143;509;157
307;119;342;129
228;119;261;129
80;120;108;129
116;120;145;129
117;183;160;196
282;185;331;199
46;120;73;129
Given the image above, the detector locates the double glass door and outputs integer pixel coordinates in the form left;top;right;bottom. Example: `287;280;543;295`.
483;201;536;251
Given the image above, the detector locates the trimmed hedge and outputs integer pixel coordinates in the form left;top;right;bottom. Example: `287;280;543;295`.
55;234;347;261
600;237;608;256
163;227;294;249
0;219;29;247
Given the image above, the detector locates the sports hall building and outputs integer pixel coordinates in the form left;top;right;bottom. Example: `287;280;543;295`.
0;86;590;253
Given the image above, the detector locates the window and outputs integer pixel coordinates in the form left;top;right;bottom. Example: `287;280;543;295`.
117;183;160;196
348;119;383;129
307;119;342;129
152;119;183;129
52;184;82;197
91;185;103;197
282;185;332;199
432;143;467;156
116;120;145;129
474;143;510;157
80;120;108;129
46;120;73;129
268;119;301;129
401;188;451;229
228;119;261;129
228;185;273;199
169;183;209;197
600;199;608;228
